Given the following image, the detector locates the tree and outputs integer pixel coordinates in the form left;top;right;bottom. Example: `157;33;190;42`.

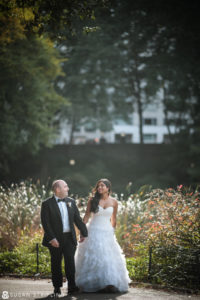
110;4;159;144
0;0;107;172
145;0;200;183
56;29;117;143
55;2;161;144
0;0;108;41
0;35;66;174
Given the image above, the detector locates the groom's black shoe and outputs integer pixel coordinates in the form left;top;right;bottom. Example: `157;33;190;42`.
68;286;80;295
53;287;61;298
47;287;61;298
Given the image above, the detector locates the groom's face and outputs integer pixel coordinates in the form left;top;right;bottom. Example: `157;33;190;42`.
56;180;69;198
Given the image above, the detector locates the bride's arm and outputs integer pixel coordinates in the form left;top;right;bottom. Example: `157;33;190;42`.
79;199;92;242
83;198;92;224
111;199;118;228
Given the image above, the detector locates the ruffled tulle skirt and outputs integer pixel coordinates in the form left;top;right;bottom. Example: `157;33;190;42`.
75;224;131;292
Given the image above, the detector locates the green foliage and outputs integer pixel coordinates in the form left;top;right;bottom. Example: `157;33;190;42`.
56;0;200;148
126;244;149;281
0;230;139;279
0;232;51;275
0;0;27;44
3;144;179;196
0;251;20;274
116;185;200;289
57;27;118;142
0;0;107;42
150;246;200;289
0;0;106;173
0;34;67;173
14;233;51;275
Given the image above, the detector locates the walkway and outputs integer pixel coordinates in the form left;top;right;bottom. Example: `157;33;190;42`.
0;278;199;300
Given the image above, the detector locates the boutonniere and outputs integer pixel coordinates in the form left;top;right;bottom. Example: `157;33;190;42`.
67;202;72;208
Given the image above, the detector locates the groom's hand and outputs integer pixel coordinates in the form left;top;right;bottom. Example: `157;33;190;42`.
50;238;60;248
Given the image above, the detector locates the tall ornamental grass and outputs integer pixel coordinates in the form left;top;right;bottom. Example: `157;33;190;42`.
0;181;50;249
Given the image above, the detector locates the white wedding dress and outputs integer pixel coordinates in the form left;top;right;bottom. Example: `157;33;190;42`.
75;205;131;292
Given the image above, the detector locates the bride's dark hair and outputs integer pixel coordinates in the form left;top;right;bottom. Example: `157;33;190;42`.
90;179;112;213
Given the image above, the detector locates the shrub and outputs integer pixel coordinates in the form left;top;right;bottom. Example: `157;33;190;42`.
0;231;51;275
0;251;21;273
150;246;200;289
126;244;149;281
116;185;200;289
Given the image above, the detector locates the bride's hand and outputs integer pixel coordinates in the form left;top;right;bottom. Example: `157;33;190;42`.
79;236;85;243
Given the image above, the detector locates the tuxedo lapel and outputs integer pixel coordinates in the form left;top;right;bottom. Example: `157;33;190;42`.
65;198;72;224
51;196;62;221
65;198;73;229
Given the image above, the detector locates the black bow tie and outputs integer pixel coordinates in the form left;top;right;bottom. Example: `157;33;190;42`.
57;198;65;203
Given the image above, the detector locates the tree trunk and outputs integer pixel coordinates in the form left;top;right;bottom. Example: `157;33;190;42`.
69;114;76;144
137;91;144;144
135;67;144;144
163;86;174;143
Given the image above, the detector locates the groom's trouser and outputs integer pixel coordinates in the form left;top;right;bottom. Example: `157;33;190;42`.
49;232;76;289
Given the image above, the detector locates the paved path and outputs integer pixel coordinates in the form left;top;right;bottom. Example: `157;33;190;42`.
0;279;199;300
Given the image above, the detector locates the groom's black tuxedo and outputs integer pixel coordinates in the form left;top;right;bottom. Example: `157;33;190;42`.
41;195;88;291
41;196;87;246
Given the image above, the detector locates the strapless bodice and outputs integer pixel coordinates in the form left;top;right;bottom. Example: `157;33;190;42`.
88;205;114;231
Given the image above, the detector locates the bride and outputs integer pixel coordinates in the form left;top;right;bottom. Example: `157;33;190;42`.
75;178;131;292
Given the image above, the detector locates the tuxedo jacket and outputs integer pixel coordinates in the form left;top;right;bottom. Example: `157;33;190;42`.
41;196;88;247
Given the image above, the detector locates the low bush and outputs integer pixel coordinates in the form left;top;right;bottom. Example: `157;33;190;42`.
150;246;200;289
126;244;149;281
0;232;49;275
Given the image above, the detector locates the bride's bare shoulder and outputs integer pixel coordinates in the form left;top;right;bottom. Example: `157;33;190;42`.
110;197;118;207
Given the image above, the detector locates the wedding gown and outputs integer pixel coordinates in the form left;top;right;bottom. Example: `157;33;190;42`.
75;205;131;292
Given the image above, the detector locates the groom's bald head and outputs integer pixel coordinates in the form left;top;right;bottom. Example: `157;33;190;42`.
52;180;62;192
52;180;69;198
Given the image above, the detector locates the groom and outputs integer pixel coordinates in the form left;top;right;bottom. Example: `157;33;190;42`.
41;179;88;297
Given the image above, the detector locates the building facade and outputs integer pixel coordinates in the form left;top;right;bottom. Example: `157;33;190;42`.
57;102;176;144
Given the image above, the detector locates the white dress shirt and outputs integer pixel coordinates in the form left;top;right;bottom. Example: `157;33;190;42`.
55;195;71;233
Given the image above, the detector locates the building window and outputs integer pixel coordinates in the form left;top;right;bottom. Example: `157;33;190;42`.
74;124;81;132
145;103;158;112
115;133;132;143
115;116;133;125
143;118;157;125
84;122;97;132
143;134;157;143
